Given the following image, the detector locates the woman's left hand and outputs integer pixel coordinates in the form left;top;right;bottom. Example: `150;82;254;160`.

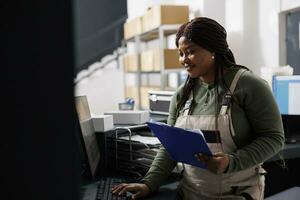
195;152;230;174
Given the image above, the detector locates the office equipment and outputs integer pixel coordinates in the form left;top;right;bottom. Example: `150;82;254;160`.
118;98;135;110
118;135;161;146
104;110;150;125
147;121;212;168
75;96;101;179
272;76;300;143
272;75;300;115
105;123;162;177
92;115;114;132
282;114;300;143
149;90;174;115
81;177;130;200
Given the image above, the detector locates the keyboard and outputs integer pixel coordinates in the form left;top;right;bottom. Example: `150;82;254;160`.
81;177;130;200
96;177;129;200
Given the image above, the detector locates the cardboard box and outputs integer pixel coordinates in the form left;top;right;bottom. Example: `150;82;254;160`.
142;5;189;32
140;86;160;109
141;49;181;71
104;110;150;125
163;49;182;69
123;53;139;72
124;16;143;40
141;50;154;72
91;114;114;132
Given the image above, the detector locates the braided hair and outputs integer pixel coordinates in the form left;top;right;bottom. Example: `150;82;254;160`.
175;17;248;131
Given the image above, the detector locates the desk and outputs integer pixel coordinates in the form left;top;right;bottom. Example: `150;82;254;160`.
143;142;300;199
262;143;300;197
144;182;178;200
265;187;300;200
95;114;300;199
267;143;300;161
91;146;300;199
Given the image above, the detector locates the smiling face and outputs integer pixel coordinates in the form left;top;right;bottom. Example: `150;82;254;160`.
178;36;215;80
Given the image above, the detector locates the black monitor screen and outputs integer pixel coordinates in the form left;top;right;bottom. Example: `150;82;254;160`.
75;96;100;178
282;114;300;141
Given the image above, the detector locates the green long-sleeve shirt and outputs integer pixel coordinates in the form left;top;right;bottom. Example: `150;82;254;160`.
142;67;284;192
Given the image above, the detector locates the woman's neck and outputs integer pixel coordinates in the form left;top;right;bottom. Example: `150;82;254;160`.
199;66;230;83
199;74;214;83
199;68;216;83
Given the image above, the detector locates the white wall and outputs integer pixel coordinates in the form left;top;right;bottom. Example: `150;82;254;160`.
75;57;125;115
226;0;281;74
281;0;300;12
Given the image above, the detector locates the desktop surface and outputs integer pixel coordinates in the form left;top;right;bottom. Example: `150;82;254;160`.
89;112;300;199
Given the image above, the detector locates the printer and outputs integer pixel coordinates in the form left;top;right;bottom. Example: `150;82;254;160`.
148;90;174;115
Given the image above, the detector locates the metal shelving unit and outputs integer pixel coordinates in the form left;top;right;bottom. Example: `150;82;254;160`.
122;24;183;109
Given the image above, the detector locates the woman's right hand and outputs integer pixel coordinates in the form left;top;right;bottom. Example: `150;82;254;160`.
111;183;150;199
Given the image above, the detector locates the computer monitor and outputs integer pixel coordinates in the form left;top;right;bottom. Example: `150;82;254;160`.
272;76;300;142
272;75;300;115
75;96;100;178
281;114;300;143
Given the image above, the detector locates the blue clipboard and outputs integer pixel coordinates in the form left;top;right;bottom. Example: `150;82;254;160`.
147;121;212;168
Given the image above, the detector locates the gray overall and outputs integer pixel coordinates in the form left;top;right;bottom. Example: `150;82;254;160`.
175;69;265;200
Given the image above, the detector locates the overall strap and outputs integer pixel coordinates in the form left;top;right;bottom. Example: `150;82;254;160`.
183;69;247;116
219;69;247;115
182;91;193;117
230;69;246;93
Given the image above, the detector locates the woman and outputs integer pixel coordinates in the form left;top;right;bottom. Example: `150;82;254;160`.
112;17;284;200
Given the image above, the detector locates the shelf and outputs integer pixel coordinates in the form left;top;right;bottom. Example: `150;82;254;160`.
122;24;183;109
124;70;139;73
124;68;182;74
140;69;183;73
140;25;180;42
164;87;177;91
140;70;160;73
122;36;135;44
164;68;183;73
123;24;181;44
